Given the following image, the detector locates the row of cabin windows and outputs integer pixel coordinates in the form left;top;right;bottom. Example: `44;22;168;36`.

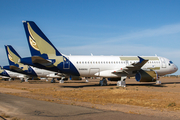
76;61;161;64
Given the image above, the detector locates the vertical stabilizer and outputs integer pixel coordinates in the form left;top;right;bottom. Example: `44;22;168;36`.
4;45;37;75
23;21;62;59
5;45;21;66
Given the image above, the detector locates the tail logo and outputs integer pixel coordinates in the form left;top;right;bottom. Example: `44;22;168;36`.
8;54;14;62
0;66;4;73
7;47;17;63
27;22;57;57
29;35;39;51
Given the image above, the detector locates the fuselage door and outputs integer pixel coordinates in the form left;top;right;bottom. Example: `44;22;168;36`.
27;67;32;73
63;57;70;69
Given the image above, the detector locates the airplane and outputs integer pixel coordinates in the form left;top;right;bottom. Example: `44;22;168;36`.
20;21;178;87
3;45;63;82
0;66;26;81
0;75;10;81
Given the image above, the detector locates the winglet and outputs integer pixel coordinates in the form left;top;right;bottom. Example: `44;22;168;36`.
138;56;145;63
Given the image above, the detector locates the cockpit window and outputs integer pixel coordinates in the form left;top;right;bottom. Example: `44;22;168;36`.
169;61;173;66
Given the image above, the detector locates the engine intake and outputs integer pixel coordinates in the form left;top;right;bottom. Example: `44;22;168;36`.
135;70;158;82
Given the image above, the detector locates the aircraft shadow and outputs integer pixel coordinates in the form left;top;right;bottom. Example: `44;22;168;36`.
126;83;166;87
161;82;180;85
60;84;118;88
61;81;180;88
60;81;180;88
63;81;89;84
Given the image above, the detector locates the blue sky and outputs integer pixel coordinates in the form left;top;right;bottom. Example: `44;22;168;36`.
0;0;180;75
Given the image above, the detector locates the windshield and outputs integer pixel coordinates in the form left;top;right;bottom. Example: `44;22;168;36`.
169;61;173;64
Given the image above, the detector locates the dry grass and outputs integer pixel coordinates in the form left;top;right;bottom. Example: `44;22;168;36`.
0;113;10;118
11;117;23;120
0;80;180;111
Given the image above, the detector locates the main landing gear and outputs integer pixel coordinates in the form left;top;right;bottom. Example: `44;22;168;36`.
117;76;127;87
51;78;56;83
85;77;89;83
8;78;12;81
156;80;161;85
99;78;107;86
59;77;65;83
25;78;29;82
99;77;127;87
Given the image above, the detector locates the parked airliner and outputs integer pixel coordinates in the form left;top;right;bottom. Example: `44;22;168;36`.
20;21;178;86
3;45;62;82
0;66;25;81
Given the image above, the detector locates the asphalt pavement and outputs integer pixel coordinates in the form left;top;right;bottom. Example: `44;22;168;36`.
0;93;171;120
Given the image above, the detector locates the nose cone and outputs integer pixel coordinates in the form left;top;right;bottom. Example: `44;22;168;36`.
174;64;178;73
170;63;178;74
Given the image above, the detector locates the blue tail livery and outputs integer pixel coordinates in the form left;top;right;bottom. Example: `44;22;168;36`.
21;21;80;76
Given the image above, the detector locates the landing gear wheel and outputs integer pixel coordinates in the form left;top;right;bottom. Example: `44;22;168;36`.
25;78;28;82
156;80;161;85
51;79;55;83
99;78;107;86
117;76;127;87
117;81;126;87
59;80;64;83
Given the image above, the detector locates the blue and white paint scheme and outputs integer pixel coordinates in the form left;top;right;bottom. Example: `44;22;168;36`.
3;45;62;82
0;66;25;81
20;21;178;86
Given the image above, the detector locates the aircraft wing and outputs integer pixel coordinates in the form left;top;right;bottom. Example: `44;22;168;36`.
112;56;148;74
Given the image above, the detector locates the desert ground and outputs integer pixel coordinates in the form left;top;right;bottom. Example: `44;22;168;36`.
0;77;180;119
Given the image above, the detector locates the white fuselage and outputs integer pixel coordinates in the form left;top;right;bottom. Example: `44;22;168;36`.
4;67;60;79
29;66;61;78
68;55;178;78
5;70;26;79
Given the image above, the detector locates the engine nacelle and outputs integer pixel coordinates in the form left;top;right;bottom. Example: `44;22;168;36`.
69;76;82;80
135;70;158;82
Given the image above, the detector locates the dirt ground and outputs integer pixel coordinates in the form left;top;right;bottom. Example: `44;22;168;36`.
0;77;180;119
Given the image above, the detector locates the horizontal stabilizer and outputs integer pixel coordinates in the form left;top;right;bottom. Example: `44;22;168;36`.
31;56;55;67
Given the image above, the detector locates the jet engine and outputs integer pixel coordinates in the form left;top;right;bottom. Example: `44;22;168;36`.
135;70;158;82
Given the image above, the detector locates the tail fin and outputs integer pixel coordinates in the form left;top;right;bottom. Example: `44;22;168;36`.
5;45;21;66
0;66;9;77
4;45;37;76
23;21;62;59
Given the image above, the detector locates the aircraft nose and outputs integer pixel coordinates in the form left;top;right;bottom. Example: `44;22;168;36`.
174;64;178;72
172;64;178;73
